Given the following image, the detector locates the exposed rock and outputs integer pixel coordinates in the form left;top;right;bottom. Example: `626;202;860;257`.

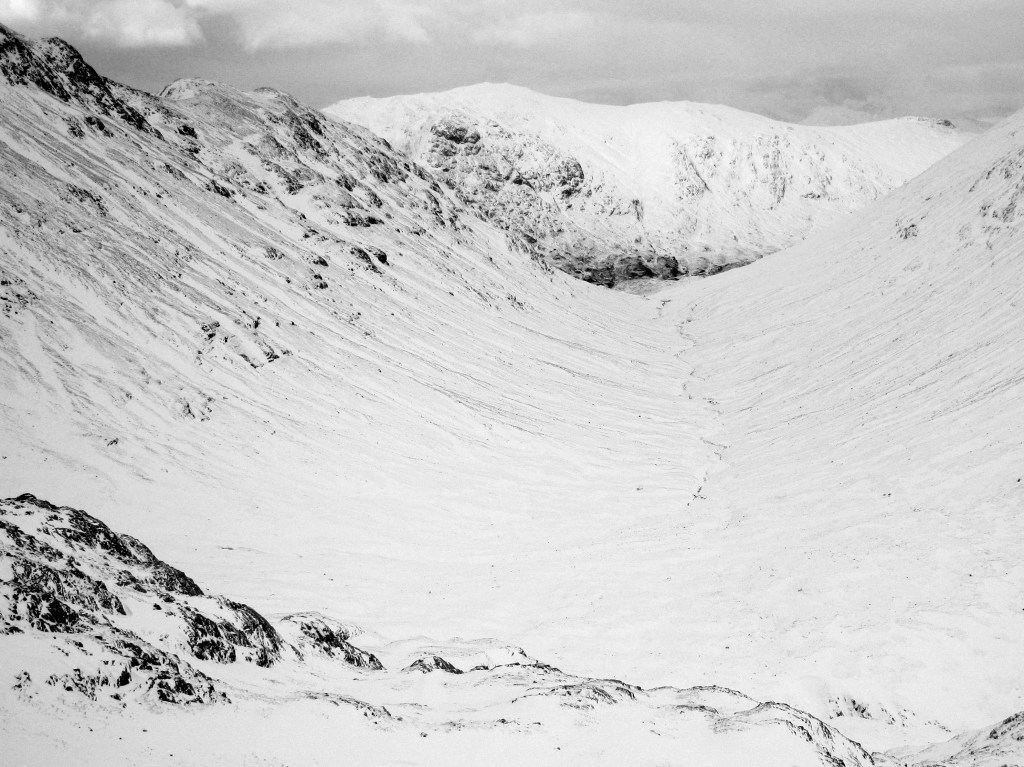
718;702;878;767
351;246;382;273
0;275;39;317
8;494;204;597
178;600;282;667
6;557;124;631
0;493;395;710
304;691;392;719
0;494;271;694
327;84;967;287
0;24;151;132
100;636;225;705
405;655;464;674
519;679;639;709
612;255;654;283
180;606;242;663
218;598;284;667
430;118;481;145
279;613;383;670
0;492;928;765
652;255;680;278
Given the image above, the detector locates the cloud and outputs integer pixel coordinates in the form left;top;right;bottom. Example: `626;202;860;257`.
0;0;203;46
1;0;1018;129
469;9;600;48
0;0;469;51
184;0;440;49
87;0;203;46
0;0;444;50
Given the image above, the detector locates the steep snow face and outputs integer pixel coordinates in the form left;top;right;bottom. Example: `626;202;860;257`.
327;83;969;285
658;107;1024;737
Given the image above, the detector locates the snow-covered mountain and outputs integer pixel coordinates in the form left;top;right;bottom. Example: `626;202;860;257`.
1;22;1022;766
0;24;880;763
327;83;969;285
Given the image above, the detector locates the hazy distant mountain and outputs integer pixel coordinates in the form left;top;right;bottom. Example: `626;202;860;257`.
328;83;969;285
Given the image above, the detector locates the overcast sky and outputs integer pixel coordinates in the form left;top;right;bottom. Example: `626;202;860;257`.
1;0;1021;128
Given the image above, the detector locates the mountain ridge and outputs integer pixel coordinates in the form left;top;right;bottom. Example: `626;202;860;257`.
328;82;969;285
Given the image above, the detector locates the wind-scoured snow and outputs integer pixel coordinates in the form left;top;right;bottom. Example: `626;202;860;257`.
328;83;968;285
0;22;1022;766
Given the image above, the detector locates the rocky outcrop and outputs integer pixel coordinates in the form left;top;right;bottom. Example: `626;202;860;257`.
0;494;379;704
418;115;614;281
177;598;282;668
519;678;640;708
0;24;151;132
405;655;464;674
46;636;225;705
7;556;124;632
4;492;1001;766
0;487;887;759
279;612;384;669
719;702;879;767
0;23;483;406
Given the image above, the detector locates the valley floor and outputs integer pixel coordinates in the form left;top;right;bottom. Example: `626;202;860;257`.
5;267;1021;760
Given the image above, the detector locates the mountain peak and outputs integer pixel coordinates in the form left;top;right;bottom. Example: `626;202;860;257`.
327;86;971;286
159;77;229;101
0;25;150;132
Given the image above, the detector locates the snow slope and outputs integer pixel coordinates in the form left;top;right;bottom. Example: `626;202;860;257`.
1;22;1022;765
328;83;969;285
1;492;884;767
656;102;1024;742
894;711;1024;767
0;26;712;669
